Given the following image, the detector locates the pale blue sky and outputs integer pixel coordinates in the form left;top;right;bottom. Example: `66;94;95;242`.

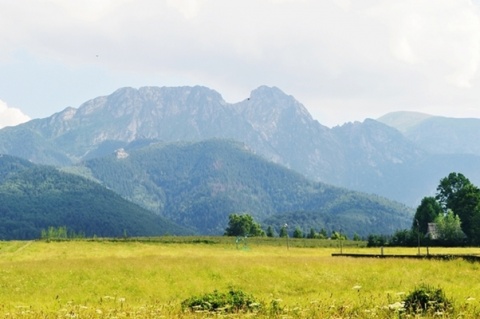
1;0;480;128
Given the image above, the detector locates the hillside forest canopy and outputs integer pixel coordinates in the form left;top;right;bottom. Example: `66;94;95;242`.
0;156;190;239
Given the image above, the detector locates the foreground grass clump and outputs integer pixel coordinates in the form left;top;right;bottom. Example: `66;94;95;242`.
0;238;479;318
403;284;452;315
181;288;261;313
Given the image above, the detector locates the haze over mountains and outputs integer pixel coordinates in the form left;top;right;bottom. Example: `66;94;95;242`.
378;111;480;157
0;85;478;238
1;85;478;206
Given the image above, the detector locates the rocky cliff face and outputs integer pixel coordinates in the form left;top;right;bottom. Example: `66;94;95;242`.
232;86;344;181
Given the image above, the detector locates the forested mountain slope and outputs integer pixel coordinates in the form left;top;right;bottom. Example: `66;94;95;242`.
75;139;413;236
0;155;190;239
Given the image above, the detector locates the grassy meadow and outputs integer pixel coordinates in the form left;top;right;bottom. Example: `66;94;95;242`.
0;237;480;318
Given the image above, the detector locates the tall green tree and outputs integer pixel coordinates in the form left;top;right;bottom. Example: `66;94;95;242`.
412;197;443;235
436;173;471;211
435;173;480;244
224;213;265;237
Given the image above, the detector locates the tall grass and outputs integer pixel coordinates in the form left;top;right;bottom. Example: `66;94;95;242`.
0;238;479;317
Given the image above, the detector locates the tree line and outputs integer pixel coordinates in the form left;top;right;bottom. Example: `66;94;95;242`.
224;213;354;240
368;172;480;247
225;172;480;247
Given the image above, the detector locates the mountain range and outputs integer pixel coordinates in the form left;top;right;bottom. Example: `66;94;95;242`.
0;85;478;238
1;86;478;207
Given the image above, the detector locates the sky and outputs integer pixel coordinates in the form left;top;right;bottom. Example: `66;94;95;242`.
1;0;480;128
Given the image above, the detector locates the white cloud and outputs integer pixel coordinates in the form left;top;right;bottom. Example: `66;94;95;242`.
0;100;30;129
166;0;203;19
0;0;480;126
369;0;480;88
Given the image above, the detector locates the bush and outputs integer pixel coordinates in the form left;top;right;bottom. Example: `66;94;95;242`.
403;284;452;314
181;288;261;313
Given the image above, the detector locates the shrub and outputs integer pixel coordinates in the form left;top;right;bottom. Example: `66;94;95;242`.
403;284;452;314
181;288;261;313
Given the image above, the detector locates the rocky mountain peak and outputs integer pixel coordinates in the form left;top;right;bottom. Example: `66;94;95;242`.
247;86;313;118
56;107;77;121
232;86;319;138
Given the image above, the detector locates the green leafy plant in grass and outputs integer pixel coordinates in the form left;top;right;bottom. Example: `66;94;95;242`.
181;288;261;313
403;284;452;315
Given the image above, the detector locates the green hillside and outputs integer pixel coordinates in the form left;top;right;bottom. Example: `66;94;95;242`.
0;154;34;180
0;156;190;239
79;139;413;236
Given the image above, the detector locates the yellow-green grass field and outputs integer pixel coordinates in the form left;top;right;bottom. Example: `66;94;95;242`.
1;237;480;318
